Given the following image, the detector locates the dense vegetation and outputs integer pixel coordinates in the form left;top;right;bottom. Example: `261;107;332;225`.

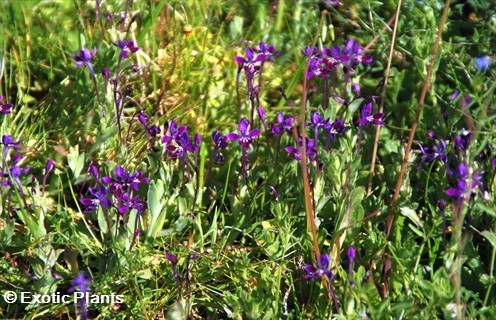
0;0;495;319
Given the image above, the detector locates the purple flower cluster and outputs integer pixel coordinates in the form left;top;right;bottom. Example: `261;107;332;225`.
68;272;91;320
303;39;372;82
285;137;317;162
81;165;149;215
1;135;30;193
227;117;260;177
236;41;280;124
444;131;489;201
162;120;199;160
418;137;448;164
273;110;346;163
235;41;280;81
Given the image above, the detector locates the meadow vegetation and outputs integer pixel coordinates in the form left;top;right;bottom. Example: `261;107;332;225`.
0;0;495;319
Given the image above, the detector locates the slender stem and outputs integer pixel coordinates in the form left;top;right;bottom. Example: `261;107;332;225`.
367;0;402;196
294;11;328;295
383;0;451;298
385;0;451;240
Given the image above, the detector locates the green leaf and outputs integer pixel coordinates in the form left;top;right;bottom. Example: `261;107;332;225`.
400;206;423;228
481;231;496;248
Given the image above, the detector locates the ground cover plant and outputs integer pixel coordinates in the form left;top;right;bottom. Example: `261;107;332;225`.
0;0;495;319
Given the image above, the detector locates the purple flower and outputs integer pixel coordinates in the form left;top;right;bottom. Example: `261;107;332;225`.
328;118;346;141
352;82;361;96
271;111;294;135
462;95;472;108
45;159;55;174
212;130;228;163
81;185;112;213
227;118;260;149
285;138;317;162
304;253;334;280
73;48;97;74
164;130;195;159
166;252;178;266
235;47;264;77
347;246;356;285
147;125;160;137
102;68;111;79
268;185;279;201
454;130;472;154
2;135;21;151
450;90;460;102
68;272;91;294
117;40;140;59
358;102;384;126
0;96;13;114
492;158;496;168
212;130;228;149
418;139;448;163
69;272;91;320
309;112;330;130
474;56;491;71
347;247;356;263
445;163;485;200
253;41;280;62
257;107;267;130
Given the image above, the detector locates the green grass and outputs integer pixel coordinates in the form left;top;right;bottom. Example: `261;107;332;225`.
0;0;495;319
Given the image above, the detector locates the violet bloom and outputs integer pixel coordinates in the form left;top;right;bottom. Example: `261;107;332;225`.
2;165;30;191
285;138;317;162
454;130;472;154
212;130;228;150
445;163;484;200
101;166;149;200
81;185;112;213
167;252;182;296
328;118;346;141
418;139;448;163
309;112;330;131
304;253;334;280
212;130;228;163
474;56;491;71
68;272;91;294
271;111;294;135
164;130;195;159
73;47;97;75
357;102;384;126
235;47;264;78
117;40;140;59
2;135;21;152
449;90;460;102
446;163;469;199
462;95;472;108
309;112;330;151
69;272;91;320
254;41;280;62
352;82;361;96
228;118;260;177
257;107;267;130
0;96;13;114
227;118;260;149
102;68;111;79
